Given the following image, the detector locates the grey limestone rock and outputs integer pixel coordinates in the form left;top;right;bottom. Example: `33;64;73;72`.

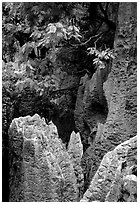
68;131;84;198
9;114;79;202
81;136;137;202
79;2;137;192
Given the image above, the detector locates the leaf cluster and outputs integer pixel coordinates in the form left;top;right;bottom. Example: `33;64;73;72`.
2;2;117;104
87;47;114;69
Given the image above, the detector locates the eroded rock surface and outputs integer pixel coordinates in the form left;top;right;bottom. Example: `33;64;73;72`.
81;136;137;202
68;131;84;198
74;65;110;191
9;114;79;202
5;3;137;202
79;2;137;192
74;66;109;149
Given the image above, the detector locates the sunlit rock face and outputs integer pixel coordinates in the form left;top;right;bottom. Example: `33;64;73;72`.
68;131;84;198
9;114;79;202
81;136;137;202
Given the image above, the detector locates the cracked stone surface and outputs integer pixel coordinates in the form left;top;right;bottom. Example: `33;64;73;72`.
9;114;79;202
80;2;137;193
81;136;137;202
68;131;84;198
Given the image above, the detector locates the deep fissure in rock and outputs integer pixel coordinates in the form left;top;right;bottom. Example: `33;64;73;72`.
2;2;137;201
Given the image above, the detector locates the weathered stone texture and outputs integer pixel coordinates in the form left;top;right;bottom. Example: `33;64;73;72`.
79;2;137;191
9;114;78;201
81;136;137;202
74;66;110;142
103;2;137;141
74;62;111;190
68;131;84;198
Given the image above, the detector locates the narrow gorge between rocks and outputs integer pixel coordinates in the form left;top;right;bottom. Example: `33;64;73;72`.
2;2;137;202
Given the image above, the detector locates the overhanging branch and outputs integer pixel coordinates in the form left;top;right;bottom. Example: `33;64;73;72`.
68;32;104;47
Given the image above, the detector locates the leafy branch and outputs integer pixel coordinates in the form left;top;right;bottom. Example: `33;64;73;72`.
87;46;115;69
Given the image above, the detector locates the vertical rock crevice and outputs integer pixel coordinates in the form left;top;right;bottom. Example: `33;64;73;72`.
74;63;111;192
74;63;110;151
3;3;137;202
80;2;137;197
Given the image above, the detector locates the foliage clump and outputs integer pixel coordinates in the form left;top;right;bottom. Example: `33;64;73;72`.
2;2;117;116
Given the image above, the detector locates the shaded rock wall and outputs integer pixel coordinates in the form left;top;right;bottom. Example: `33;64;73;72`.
79;2;137;192
51;64;80;145
74;64;110;149
81;136;137;202
74;66;110;191
9;114;83;201
102;2;137;144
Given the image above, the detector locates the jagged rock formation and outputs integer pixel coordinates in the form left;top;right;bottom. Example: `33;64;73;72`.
77;2;137;191
3;3;137;202
81;136;137;202
74;67;110;190
74;65;110;149
9;114;83;202
68;131;84;198
74;3;120;150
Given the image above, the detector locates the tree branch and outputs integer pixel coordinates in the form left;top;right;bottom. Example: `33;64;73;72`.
98;3;116;31
68;32;104;47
